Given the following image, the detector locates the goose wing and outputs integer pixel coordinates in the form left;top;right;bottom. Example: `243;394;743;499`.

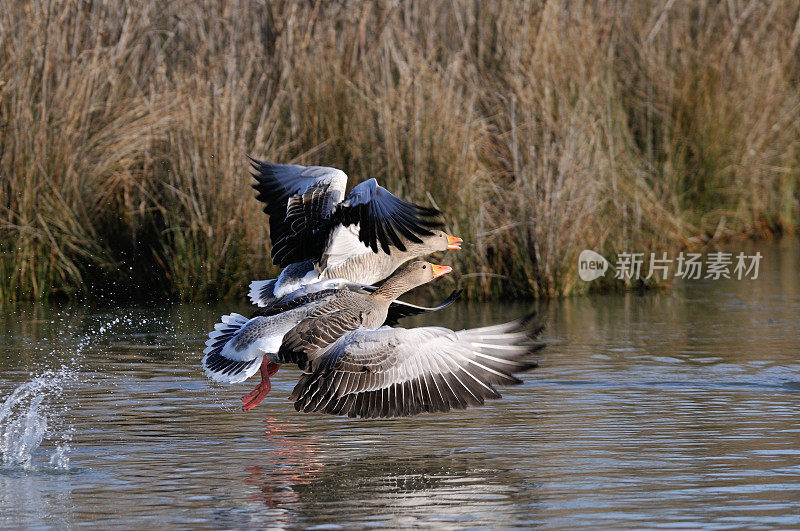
383;289;463;327
249;289;341;318
276;306;366;368
332;179;443;256
289;317;544;418
249;158;348;266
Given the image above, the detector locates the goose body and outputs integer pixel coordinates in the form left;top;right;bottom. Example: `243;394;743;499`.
247;159;462;306
271;265;544;418
204;307;543;417
276;262;452;364
248;235;460;306
203;261;455;410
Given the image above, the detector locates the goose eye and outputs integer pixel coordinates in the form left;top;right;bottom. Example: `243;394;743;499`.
422;265;427;269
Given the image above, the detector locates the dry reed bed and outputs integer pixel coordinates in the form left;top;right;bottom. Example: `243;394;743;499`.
1;0;798;303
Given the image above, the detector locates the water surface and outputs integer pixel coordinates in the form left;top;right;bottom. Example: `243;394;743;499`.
2;241;799;528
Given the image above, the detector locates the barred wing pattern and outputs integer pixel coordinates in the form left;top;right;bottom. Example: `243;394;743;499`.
289;318;543;418
250;159;347;266
336;179;442;255
249;159;442;266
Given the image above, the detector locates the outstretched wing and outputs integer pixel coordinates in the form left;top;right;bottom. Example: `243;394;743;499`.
334;179;443;255
289;316;544;418
384;289;463;327
249;158;347;266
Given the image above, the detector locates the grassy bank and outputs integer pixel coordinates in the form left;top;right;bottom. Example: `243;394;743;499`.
2;1;799;304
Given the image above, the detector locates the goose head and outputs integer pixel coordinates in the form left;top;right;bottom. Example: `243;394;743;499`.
421;230;463;252
398;260;452;286
372;260;452;301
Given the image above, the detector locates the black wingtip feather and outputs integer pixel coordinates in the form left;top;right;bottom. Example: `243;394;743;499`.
384;288;464;326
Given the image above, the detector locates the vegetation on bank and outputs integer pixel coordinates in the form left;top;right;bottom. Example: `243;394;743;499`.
1;1;798;304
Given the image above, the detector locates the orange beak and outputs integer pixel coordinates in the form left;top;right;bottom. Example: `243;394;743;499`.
446;234;463;250
430;264;452;278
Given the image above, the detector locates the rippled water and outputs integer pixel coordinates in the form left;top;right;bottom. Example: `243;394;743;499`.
2;240;800;528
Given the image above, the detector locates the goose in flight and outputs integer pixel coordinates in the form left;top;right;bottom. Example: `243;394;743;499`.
203;261;453;411
247;159;462;306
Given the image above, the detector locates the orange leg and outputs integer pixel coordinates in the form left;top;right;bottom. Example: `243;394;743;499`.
242;359;281;412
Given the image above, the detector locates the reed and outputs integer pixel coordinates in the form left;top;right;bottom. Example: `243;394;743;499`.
1;0;798;303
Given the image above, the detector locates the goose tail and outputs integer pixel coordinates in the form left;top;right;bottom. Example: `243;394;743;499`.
202;313;263;384
248;279;277;307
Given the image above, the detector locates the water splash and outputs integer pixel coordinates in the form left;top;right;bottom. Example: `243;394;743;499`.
0;312;140;472
0;369;76;470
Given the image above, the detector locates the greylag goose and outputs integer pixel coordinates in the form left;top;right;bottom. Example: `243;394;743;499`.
247;159;462;306
202;261;452;411
286;317;543;418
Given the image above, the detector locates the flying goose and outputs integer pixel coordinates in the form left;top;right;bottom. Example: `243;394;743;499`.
247;159;462;306
202;261;452;411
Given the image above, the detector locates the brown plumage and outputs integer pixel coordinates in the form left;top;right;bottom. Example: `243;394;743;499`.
276;261;451;369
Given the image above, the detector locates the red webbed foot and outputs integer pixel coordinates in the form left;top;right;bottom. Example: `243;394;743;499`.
241;360;281;412
242;381;271;411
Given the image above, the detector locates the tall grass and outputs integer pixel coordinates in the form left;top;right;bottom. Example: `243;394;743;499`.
1;0;798;303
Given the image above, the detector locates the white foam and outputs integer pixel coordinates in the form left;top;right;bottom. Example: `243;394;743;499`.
1;311;146;472
0;368;76;470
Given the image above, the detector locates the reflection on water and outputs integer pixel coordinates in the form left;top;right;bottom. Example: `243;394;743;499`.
1;240;799;528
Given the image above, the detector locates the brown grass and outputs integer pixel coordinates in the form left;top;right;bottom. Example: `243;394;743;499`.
1;0;798;303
